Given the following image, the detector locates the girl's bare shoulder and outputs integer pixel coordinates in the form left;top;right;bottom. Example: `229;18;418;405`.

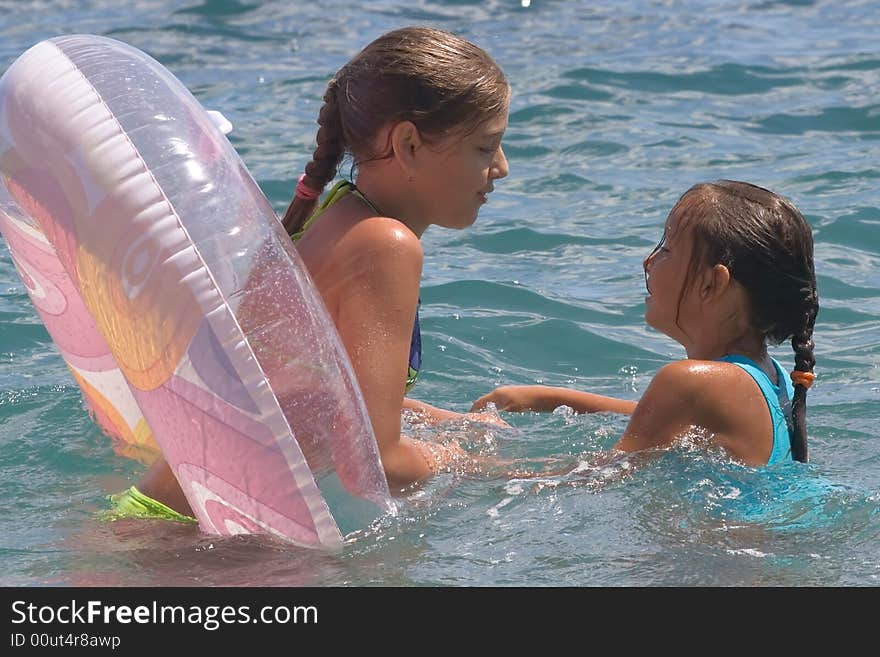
649;359;765;404
648;359;772;437
332;215;424;295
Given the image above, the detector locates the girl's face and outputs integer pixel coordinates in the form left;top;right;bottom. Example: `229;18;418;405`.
643;209;702;343
411;104;510;231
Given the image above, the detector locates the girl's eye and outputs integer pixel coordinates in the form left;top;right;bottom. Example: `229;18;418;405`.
648;235;667;258
479;140;502;154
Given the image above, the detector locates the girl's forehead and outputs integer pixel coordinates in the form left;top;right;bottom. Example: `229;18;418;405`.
476;108;510;136
664;209;686;237
664;200;701;240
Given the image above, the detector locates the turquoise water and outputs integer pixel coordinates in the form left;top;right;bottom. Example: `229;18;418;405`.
1;0;878;586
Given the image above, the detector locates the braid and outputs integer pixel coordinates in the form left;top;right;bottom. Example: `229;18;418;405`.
282;81;346;235
790;295;818;462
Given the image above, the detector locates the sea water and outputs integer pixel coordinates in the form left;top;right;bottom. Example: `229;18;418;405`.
0;0;877;586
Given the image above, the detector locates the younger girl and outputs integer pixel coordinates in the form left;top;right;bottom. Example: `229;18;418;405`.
123;26;511;517
472;181;818;466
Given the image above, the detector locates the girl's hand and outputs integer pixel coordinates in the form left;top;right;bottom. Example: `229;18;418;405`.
470;385;541;412
464;410;510;427
403;397;510;427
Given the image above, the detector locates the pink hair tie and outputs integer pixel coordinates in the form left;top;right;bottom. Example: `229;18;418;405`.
295;174;320;201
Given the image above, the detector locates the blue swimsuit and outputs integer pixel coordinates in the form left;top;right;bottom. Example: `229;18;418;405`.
290;180;421;392
717;354;794;465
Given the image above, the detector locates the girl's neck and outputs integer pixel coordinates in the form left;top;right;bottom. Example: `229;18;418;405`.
681;285;768;366
354;168;428;238
685;332;770;369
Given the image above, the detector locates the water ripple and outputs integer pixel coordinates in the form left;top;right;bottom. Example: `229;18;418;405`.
1;0;878;586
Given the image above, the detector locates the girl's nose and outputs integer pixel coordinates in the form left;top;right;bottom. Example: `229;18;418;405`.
492;146;509;180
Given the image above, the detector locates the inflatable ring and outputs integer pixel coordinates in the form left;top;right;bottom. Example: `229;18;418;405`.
0;35;393;549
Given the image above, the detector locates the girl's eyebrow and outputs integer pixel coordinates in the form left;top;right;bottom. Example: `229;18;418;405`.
647;231;667;258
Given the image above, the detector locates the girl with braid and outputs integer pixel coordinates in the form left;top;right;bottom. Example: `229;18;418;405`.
124;26;511;517
283;27;510;488
472;181;818;467
281;26;510;490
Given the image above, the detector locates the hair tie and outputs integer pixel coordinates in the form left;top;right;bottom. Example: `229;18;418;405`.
295;174;320;201
790;370;816;389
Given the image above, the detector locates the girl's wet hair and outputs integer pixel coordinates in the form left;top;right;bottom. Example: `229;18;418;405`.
671;180;818;462
282;26;510;235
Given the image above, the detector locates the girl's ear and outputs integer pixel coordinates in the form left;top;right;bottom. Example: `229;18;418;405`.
389;120;422;177
700;263;732;301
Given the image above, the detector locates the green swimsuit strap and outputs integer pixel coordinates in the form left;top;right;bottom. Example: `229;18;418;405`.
288;180;381;242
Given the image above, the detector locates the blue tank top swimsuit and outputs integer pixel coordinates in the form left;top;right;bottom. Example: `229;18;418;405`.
717;354;795;465
290;180;421;392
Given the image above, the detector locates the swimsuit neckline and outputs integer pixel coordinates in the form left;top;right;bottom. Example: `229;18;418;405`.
347;182;383;216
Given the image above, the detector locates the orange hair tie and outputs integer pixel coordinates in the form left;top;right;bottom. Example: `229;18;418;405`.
790;370;816;389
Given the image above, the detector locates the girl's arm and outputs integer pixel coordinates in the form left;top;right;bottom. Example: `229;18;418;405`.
403;397;458;420
613;363;700;453
336;220;470;490
471;385;637;415
403;397;509;427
